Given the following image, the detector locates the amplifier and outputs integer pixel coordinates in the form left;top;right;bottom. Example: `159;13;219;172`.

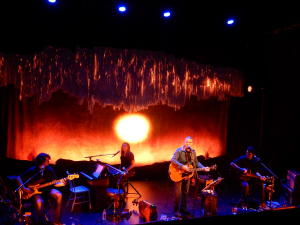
286;170;300;191
138;200;157;222
281;183;300;206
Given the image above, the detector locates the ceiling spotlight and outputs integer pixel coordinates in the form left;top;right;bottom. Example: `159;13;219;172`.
163;12;171;17
227;19;234;25
119;6;126;12
48;0;56;3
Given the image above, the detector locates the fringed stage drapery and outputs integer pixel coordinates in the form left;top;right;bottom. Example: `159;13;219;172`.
0;46;244;113
0;46;244;165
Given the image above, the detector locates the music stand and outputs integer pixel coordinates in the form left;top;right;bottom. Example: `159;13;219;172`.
201;177;224;216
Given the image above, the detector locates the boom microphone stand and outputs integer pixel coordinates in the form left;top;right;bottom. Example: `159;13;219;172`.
14;169;43;224
255;156;278;210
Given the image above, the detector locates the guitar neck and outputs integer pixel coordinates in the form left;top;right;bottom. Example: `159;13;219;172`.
36;178;65;189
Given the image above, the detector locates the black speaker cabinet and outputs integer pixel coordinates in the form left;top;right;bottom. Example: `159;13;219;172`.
286;170;300;192
281;183;300;207
202;189;218;216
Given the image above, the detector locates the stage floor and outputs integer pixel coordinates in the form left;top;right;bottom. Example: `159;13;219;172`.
31;178;285;225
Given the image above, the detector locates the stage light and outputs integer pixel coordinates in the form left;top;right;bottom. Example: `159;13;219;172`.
119;6;126;12
227;19;234;25
48;0;56;3
115;115;150;143
163;12;171;17
247;86;252;92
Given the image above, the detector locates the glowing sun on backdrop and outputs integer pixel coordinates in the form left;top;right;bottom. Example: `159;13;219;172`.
115;115;150;143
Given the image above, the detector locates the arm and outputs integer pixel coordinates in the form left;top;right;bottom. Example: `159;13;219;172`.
170;149;184;170
230;162;247;174
170;149;190;172
194;152;210;172
16;176;32;194
255;171;266;181
124;159;135;172
50;169;67;187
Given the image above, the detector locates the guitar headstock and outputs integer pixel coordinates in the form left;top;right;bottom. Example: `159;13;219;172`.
67;174;79;180
210;164;217;171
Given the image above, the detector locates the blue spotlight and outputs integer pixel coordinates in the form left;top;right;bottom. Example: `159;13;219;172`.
48;0;56;3
119;6;126;12
227;19;234;25
163;12;171;17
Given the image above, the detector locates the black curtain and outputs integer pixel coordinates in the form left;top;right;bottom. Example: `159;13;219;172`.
261;28;300;175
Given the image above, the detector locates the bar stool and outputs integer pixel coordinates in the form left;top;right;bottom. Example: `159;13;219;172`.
106;188;125;213
123;179;141;198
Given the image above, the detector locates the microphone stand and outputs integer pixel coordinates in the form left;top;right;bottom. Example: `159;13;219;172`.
193;170;201;217
14;169;43;224
256;158;278;210
116;172;125;225
85;153;118;161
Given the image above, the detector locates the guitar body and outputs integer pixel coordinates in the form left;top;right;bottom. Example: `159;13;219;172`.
22;185;43;200
169;164;194;182
169;164;217;182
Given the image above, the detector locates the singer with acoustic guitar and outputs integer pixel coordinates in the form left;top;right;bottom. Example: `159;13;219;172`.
16;153;67;225
230;146;269;210
170;136;210;217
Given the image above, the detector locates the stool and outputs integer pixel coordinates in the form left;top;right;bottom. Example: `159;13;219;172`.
106;188;125;213
124;179;141;198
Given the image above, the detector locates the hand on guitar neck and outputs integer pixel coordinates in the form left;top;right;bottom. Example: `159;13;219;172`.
241;168;266;181
182;165;210;172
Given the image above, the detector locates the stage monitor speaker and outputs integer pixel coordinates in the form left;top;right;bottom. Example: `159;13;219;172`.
281;183;300;207
286;170;300;191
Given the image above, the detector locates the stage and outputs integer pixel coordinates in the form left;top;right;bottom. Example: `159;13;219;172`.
1;156;298;225
23;179;299;225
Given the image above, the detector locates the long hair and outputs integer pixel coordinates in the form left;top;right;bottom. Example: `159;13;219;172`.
121;142;130;157
35;153;50;166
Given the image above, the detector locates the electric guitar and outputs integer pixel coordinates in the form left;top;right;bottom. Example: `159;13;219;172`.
169;164;217;182
21;174;79;200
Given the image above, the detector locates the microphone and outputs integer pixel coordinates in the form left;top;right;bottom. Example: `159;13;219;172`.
122;167;129;173
254;156;261;161
188;145;192;150
41;165;45;177
113;151;120;157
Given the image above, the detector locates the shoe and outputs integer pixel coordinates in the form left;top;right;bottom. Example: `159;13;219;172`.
259;203;270;210
180;209;191;216
174;210;181;217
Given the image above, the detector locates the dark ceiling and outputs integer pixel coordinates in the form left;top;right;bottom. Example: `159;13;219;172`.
0;0;299;70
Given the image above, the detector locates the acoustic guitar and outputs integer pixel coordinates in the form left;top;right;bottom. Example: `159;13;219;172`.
21;174;79;200
239;173;272;182
169;164;217;182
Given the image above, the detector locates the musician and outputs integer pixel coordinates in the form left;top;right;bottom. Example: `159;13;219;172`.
16;153;67;225
230;146;269;209
171;136;210;217
119;142;135;185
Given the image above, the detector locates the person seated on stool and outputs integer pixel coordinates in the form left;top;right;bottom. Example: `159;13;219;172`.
119;142;135;188
16;153;67;225
230;146;269;210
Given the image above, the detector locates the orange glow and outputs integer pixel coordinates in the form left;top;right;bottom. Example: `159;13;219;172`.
248;86;252;92
115;115;150;143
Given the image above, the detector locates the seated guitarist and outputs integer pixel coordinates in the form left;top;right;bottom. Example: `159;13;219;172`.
171;136;210;217
16;153;67;225
230;146;269;210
